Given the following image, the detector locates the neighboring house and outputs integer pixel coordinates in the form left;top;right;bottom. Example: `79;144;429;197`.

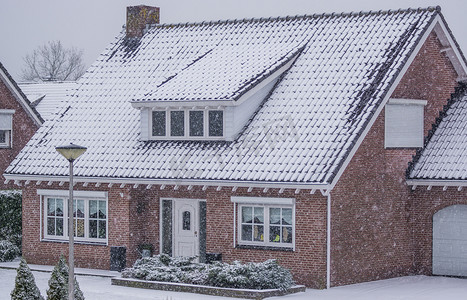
4;5;467;288
19;81;77;121
0;62;42;190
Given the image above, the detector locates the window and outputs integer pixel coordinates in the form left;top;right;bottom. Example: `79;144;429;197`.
385;99;427;148
151;109;223;139
232;197;295;249
0;110;14;148
40;190;107;244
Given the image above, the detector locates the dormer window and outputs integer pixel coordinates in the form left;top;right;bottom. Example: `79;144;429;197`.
151;108;223;140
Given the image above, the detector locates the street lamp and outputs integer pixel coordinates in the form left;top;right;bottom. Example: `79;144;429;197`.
56;143;87;300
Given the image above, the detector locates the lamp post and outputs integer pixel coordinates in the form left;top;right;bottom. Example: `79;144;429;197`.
56;143;87;300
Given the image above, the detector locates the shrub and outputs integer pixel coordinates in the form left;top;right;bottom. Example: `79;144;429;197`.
10;257;44;300
122;255;294;290
46;256;84;300
0;240;20;262
0;191;22;257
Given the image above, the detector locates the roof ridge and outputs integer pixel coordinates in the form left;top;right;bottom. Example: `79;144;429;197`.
141;6;440;30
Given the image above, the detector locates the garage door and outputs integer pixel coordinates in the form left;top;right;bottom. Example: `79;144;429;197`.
433;205;467;276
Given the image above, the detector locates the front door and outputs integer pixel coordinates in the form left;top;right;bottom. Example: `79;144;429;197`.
173;199;199;257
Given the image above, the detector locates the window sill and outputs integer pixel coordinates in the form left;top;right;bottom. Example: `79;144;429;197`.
41;238;108;246
235;244;294;252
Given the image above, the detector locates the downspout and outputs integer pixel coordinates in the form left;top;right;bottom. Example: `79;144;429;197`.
326;191;331;289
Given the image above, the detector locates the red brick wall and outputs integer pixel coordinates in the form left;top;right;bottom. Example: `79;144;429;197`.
330;32;458;286
0;79;38;190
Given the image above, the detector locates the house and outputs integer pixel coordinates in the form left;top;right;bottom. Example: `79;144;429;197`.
4;5;467;288
0;62;43;190
19;81;77;121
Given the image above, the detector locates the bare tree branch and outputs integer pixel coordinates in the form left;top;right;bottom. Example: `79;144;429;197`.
21;41;86;82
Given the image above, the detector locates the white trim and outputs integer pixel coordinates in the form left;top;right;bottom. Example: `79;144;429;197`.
326;192;331;289
236;202;295;249
40;191;108;245
5;174;331;190
387;99;428;106
407;179;467;187
0;109;15;114
329;16;439;190
231;196;295;205
37;189;107;199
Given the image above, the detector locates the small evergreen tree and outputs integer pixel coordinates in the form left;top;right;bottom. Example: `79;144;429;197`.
46;256;84;300
10;258;44;300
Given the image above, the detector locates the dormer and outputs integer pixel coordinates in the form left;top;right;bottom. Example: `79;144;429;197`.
131;44;304;141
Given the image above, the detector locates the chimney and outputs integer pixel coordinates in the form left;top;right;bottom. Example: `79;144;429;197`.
126;5;160;38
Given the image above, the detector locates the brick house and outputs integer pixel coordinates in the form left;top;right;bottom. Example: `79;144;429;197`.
5;6;467;288
0;62;43;190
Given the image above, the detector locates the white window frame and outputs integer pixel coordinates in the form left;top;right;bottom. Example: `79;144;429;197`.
231;197;295;249
149;108;225;140
0;109;14;148
385;98;427;148
38;190;108;245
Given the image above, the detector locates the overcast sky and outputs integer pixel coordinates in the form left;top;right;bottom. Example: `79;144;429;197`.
1;0;466;81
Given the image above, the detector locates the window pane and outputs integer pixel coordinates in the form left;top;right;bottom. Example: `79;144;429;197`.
89;200;97;218
56;199;63;217
182;211;191;230
47;217;55;235
189;111;204;136
270;225;280;242
241;225;252;241
242;207;252;223
270;208;281;225
208;111;223;136
282;208;292;225
76;219;85;237
254;207;264;224
170;111;185;136
99;201;106;218
98;220;106;238
75;200;85;218
56;218;63;236
89;220;97;238
0;130;5;144
283;226;292;243
47;199;55;216
152;111;166;136
254;225;264;241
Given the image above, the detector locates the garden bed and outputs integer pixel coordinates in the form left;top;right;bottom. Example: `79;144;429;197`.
111;277;305;299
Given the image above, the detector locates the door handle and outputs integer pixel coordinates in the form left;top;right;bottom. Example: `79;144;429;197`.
195;231;198;237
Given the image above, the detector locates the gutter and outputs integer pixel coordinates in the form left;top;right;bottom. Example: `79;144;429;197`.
326;191;331;289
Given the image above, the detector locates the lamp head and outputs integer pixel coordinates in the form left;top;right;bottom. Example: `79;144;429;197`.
55;143;87;162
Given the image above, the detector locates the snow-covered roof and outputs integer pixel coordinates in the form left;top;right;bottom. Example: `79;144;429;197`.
19;82;77;121
408;83;467;182
5;7;446;186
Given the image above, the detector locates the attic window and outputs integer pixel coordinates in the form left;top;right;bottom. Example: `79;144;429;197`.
0;110;14;148
385;99;427;148
151;108;224;140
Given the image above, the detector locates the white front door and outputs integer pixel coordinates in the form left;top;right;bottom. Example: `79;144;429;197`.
173;199;199;257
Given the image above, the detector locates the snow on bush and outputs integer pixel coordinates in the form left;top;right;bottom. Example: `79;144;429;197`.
0;240;20;262
122;254;294;290
10;257;44;300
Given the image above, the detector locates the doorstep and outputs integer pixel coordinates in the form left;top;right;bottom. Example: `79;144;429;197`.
0;258;119;278
112;277;306;300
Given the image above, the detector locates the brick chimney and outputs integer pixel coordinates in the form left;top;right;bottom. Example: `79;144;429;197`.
126;6;160;38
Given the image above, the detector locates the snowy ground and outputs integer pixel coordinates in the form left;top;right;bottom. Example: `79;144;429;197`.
1;267;467;300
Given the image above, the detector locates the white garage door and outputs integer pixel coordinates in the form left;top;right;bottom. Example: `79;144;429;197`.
433;205;467;276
